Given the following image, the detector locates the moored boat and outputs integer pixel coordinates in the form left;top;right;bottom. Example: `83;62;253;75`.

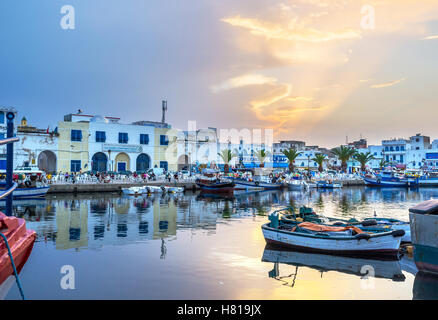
316;180;342;189
363;170;418;187
195;179;235;194
229;177;282;191
409;199;438;274
262;211;404;257
0;212;36;285
280;206;411;242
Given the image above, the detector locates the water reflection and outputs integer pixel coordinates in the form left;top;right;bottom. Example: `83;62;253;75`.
4;187;438;299
5;187;438;252
262;245;406;284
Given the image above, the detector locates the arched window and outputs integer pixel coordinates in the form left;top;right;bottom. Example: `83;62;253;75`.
92;152;108;172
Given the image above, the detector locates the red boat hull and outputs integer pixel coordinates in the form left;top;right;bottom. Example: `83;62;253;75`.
0;213;36;285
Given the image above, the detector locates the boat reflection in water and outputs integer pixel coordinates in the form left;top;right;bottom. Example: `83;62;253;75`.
413;272;438;300
262;245;406;286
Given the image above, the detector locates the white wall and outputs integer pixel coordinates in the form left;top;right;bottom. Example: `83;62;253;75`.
89;121;155;172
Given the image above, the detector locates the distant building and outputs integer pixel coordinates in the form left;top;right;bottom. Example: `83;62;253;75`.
348;138;367;149
16;116;59;173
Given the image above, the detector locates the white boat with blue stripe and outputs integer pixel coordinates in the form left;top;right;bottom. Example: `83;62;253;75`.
363;170;418;187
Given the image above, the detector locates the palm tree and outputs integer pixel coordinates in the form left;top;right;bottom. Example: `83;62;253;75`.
282;148;302;172
218;149;236;173
354;152;375;171
312;154;327;172
379;159;387;169
254;149;269;168
331;146;357;173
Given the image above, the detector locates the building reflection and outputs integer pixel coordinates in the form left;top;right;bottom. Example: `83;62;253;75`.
11;187;438;253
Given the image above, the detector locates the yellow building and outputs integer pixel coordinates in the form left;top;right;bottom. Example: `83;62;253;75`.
57;117;90;173
154;126;178;171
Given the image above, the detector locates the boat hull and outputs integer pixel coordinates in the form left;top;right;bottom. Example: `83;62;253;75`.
0;214;36;285
231;179;282;190
363;177;416;187
409;212;438;273
262;223;402;257
5;186;50;199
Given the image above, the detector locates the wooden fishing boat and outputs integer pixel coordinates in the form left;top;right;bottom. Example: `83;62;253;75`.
316;180;342;189
195;179;235;194
363;171;418;187
409;199;438;274
0;212;36;285
280;206;411;242
262;212;404;257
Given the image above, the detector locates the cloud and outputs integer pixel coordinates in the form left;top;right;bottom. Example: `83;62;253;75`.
221;16;361;43
370;78;406;88
211;74;278;93
422;35;438;40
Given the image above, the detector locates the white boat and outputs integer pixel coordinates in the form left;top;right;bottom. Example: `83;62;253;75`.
262;212;404;257
230;177;282;190
12;186;50;198
165;186;184;193
287;180;305;190
121;186;148;196
316;180;342;189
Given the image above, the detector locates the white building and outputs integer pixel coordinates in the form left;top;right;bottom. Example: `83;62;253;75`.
87;115;156;172
15;117;58;173
176;127;219;170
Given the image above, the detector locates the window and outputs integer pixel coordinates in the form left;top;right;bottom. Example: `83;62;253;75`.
119;132;128;144
401;146;405;151
140;134;149;145
396;146;399;151
0;112;4;124
71;130;82;142
71;160;81;172
160;161;168;171
160;135;169;146
385;147;389;151
96;131;106;143
400;155;404;163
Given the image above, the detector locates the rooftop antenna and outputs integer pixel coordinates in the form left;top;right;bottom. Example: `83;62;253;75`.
161;100;167;123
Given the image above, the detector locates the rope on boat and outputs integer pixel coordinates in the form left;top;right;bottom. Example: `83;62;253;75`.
0;232;25;300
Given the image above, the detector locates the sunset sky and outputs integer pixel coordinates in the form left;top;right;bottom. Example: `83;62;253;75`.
1;0;438;148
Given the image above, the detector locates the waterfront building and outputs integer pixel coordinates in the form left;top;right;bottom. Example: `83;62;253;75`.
146;122;178;172
381;138;409;167
57;114;90;173
176;127;219;170
89;117;155;173
15;117;59;173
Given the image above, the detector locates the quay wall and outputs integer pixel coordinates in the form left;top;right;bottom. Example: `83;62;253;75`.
48;181;199;194
47;179;365;194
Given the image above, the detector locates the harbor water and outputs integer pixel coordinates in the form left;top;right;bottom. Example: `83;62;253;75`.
4;187;438;300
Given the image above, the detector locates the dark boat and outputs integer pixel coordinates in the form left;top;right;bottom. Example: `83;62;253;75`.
195;179;235;194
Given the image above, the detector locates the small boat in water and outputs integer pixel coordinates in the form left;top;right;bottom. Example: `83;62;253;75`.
316;180;342;189
195;179;235;194
409;199;438;274
287;180;306;191
229;176;282;191
262;211;404;257
363;170;418;187
0;211;36;285
280;206;411;242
